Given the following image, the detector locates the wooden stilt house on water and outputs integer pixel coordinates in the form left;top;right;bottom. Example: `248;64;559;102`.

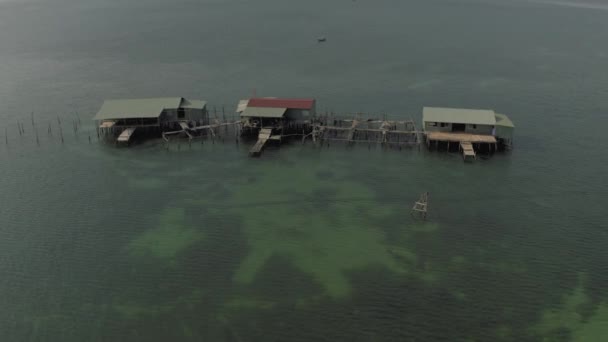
237;97;316;156
422;107;514;161
93;97;208;144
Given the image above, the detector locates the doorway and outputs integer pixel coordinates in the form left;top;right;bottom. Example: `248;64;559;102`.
452;123;465;132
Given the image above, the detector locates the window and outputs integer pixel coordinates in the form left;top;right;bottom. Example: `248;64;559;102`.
430;122;437;127
472;124;477;129
177;109;185;119
440;123;447;127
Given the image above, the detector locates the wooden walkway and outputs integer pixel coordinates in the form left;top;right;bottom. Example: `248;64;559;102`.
117;127;136;143
249;128;272;157
426;131;497;162
460;142;476;161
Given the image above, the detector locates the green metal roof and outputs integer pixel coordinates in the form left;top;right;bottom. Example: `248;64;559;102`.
240;107;286;118
423;107;497;126
495;113;515;128
93;97;206;121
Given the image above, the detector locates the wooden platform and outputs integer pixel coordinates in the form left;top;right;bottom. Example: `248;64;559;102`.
99;121;116;129
426;132;496;144
249;128;272;157
460;142;476;161
117;127;136;143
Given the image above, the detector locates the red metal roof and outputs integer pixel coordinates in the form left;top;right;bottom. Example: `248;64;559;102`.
247;98;315;110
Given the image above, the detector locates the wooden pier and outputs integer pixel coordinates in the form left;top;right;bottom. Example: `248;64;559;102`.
425;131;498;161
249;128;272;157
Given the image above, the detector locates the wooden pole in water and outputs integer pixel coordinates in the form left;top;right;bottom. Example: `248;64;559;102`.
35;128;40;146
18;122;22;136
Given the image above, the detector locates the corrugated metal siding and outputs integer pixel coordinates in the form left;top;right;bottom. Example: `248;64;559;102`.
423;107;496;126
495;113;515;128
94;98;182;120
236;100;249;113
494;113;514;139
248;98;315;110
93;97;206;120
181;99;207;110
240;107;287;118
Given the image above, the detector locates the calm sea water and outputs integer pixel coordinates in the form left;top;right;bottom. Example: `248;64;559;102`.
1;0;608;341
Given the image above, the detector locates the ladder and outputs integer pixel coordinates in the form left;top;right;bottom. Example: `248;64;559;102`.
411;192;429;220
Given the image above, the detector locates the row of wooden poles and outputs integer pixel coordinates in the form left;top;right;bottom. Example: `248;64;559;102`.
4;112;96;146
165;122;242;151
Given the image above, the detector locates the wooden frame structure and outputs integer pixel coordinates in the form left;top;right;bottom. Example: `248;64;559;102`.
411;192;429;220
309;114;421;148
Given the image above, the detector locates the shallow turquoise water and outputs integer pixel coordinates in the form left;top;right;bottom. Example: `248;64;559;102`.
1;0;608;341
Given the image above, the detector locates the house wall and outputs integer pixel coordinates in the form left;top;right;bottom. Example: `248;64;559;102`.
161;108;208;125
285;107;315;122
424;122;494;135
184;108;208;124
115;118;160;126
495;126;513;140
161;109;178;123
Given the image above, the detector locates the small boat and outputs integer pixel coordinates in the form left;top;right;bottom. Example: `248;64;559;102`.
317;37;326;43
